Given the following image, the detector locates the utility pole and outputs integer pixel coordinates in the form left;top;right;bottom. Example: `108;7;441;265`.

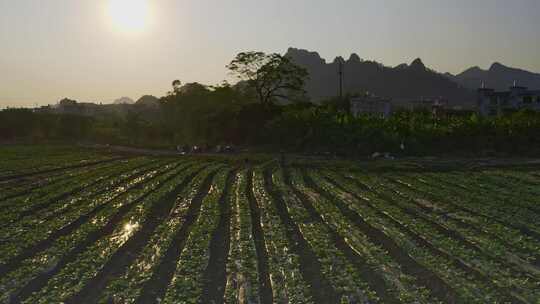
338;59;344;100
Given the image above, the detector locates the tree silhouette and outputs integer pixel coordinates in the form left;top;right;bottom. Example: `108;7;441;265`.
170;80;182;95
227;51;308;104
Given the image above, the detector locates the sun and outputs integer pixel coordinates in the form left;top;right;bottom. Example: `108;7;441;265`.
108;0;149;33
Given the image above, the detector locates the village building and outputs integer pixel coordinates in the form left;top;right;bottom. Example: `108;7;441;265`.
399;97;449;118
350;95;392;118
478;83;540;116
406;97;448;112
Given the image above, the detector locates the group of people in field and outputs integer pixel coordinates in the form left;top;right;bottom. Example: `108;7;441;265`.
176;144;236;155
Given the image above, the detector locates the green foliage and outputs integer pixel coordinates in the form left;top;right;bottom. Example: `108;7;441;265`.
159;81;251;145
0;109;93;142
3;103;540;156
265;107;540;156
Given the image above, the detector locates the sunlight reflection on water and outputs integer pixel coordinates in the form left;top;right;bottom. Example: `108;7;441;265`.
111;221;140;244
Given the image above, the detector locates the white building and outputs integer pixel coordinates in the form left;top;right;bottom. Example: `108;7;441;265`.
478;83;540;116
350;96;392;118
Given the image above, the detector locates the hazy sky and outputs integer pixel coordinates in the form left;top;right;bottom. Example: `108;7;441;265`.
1;0;539;108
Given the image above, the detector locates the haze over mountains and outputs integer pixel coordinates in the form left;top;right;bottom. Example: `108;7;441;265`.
285;48;540;107
113;97;135;105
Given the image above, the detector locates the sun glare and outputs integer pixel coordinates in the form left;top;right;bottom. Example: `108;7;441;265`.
108;0;149;33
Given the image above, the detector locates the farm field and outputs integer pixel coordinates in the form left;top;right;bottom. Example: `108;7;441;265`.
0;146;539;304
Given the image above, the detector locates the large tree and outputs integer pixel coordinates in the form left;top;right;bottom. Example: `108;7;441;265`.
227;51;308;104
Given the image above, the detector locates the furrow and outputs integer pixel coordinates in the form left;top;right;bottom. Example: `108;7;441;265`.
262;167;340;304
64;164;208;303
245;169;273;304
286;168;403;303
134;169;219;304
0;156;130;182
200;170;236;303
332;171;531;303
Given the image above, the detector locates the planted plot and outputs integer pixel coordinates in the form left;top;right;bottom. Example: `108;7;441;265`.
0;162;191;303
0;145;118;179
96;165;218;303
252;169;314;304
0;160;131;202
1;146;540;303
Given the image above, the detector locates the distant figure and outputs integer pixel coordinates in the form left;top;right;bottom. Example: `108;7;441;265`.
177;145;187;155
244;158;249;166
280;151;285;167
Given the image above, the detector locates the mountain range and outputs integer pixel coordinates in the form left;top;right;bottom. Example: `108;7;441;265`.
447;63;540;91
285;48;540;107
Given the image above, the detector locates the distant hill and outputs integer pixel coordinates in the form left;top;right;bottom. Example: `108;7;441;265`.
113;97;135;105
285;48;475;106
136;95;160;108
448;62;540;91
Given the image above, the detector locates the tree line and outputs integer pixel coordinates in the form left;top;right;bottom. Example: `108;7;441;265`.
2;51;540;156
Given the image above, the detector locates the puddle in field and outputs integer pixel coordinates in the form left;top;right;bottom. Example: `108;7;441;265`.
111;221;140;244
123;222;139;235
